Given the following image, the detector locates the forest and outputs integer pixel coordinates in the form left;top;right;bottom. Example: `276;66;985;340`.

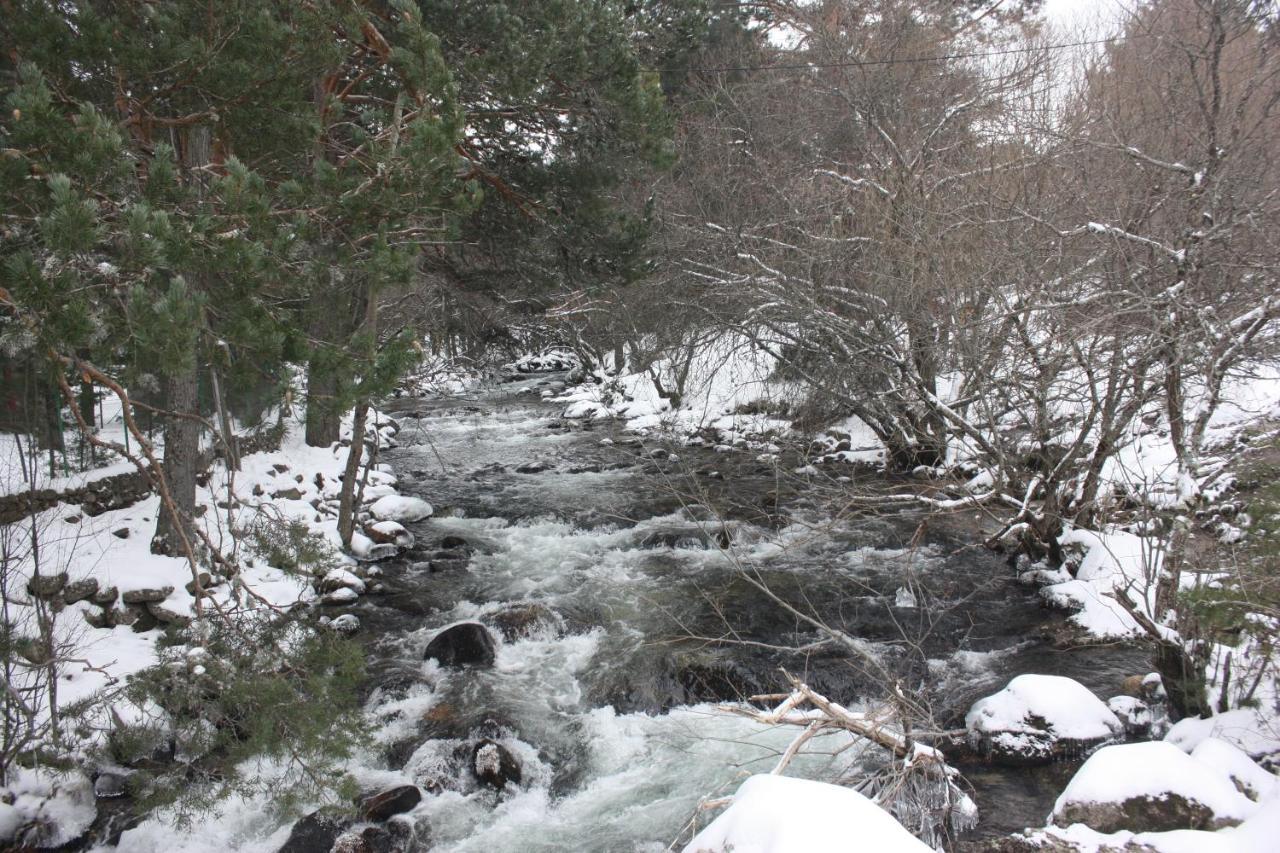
1;1;1278;851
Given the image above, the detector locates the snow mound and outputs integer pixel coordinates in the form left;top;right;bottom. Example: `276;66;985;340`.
682;774;930;853
1190;739;1278;802
368;494;433;522
1041;529;1161;639
1164;707;1280;762
965;674;1122;763
1052;741;1258;833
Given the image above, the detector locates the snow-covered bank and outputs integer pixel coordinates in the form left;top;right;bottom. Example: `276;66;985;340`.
553;333;808;457
0;401;428;846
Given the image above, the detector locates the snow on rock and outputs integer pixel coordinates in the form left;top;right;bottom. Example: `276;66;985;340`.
349;530;399;562
364;519;414;548
0;768;96;847
1107;696;1153;736
369;494;433;523
965;674;1122;764
1051;741;1258;834
320;567;366;595
1190;739;1278;802
1040;528;1161;639
682;774;931;853
1164;707;1280;762
320;586;359;606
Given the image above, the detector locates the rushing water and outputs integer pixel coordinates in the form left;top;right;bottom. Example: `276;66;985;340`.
287;372;1143;852
102;372;1149;853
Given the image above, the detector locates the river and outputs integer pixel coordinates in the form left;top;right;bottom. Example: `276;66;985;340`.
334;372;1147;851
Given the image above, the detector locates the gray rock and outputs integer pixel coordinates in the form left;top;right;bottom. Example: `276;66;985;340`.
146;601;191;626
92;585;119;606
26;572;68;599
360;784;421;821
424;622;496;667
94;771;130;799
329;614;361;635
1055;793;1231;835
472;739;522;790
122;586;174;605
63;577;100;604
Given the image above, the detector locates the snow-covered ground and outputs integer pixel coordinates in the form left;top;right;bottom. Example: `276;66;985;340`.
0;399;428;842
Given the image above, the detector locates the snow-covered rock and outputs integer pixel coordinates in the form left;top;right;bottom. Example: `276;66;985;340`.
1190;739;1278;802
1164;707;1280;763
320;587;359;606
368;495;433;523
1107;695;1153;736
1051;741;1258;833
349;531;399;562
319;568;366;595
965;674;1123;764
364;519;414;548
682;774;930;853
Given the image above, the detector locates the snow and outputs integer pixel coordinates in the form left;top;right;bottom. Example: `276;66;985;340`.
0;767;96;847
1164;707;1280;761
369;494;434;522
1190;739;1278;802
682;774;931;853
1052;741;1258;827
1042;528;1167;639
966;674;1123;743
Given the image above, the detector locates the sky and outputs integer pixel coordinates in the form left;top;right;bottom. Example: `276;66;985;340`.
1043;0;1134;33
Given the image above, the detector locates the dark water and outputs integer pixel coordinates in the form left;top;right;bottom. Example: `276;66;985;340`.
331;374;1148;850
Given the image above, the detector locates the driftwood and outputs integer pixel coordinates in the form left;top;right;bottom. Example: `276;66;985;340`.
687;672;977;849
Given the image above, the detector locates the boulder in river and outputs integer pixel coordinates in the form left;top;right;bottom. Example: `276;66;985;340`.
360;785;421;821
487;603;561;642
364;520;414;549
424;622;497;667
965;674;1123;765
275;808;350;853
683;774;930;852
369;495;433;523
1050;741;1257;833
1106;695;1152;737
471;739;522;790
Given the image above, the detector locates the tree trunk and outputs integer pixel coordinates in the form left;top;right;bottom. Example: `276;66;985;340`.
304;268;345;448
152;124;210;555
304;357;343;448
151;363;200;556
337;401;368;550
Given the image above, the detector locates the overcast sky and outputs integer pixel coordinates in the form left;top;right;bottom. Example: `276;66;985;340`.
1043;0;1134;33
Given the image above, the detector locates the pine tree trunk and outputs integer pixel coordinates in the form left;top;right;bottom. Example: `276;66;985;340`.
152;125;210;555
304;269;346;448
152;363;200;556
304;359;342;448
337;401;368;550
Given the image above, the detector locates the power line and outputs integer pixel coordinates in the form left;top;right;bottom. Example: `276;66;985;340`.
684;35;1127;75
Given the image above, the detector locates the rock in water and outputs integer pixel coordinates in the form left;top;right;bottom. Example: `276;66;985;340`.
364;520;414;548
471;739;522;790
369;495;433;523
276;809;350;853
1051;741;1257;833
487;603;561;642
965;673;1123;764
683;774;930;852
424;622;496;667
360;785;422;821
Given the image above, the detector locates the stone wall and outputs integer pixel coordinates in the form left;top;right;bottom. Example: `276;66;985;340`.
0;424;284;524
